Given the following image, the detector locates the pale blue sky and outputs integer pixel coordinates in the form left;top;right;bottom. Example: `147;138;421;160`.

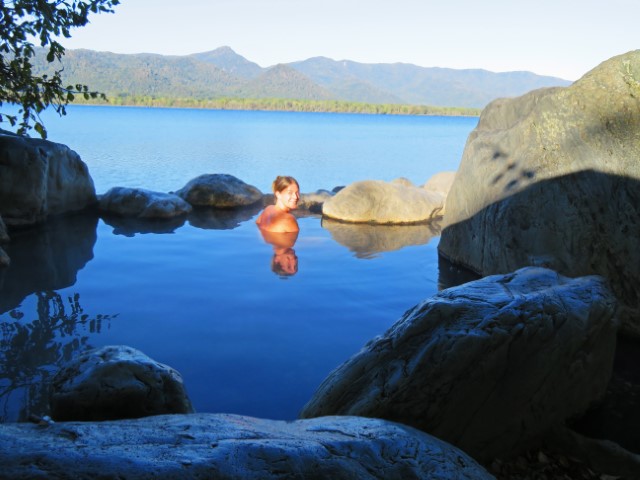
59;0;639;81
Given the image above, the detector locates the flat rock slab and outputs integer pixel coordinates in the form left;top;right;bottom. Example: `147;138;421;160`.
0;413;495;479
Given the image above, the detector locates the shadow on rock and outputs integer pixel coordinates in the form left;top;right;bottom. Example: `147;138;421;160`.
0;212;98;314
321;217;441;259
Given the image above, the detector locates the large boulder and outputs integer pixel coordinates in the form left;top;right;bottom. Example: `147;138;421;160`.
300;267;618;462
0;413;495;479
438;50;640;335
322;178;443;224
0;131;96;226
98;187;192;218
50;345;194;421
175;173;262;208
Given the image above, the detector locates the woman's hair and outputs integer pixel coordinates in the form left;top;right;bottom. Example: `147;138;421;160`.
272;175;299;194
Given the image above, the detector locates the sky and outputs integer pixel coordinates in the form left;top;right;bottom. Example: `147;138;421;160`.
58;0;639;81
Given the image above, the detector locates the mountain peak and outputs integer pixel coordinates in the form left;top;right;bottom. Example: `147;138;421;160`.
190;47;263;79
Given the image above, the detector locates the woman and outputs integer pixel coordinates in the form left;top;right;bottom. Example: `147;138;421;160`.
255;176;300;233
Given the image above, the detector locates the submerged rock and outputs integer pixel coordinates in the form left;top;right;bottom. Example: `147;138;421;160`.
50;345;194;421
0;130;96;226
439;49;640;336
322;179;443;224
300;267;618;462
0;413;495;479
99;186;192;219
175;173;262;208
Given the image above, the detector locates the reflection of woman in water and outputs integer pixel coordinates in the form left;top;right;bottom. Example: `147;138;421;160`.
259;229;299;276
256;176;300;276
255;176;300;233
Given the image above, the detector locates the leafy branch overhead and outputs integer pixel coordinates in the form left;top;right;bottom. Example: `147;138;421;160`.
0;0;120;138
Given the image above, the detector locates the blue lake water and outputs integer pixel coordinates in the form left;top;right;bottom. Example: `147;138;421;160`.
0;107;478;422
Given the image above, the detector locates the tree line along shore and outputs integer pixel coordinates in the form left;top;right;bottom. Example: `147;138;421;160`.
71;95;482;117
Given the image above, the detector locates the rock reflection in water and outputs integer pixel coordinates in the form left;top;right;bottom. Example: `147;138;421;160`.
188;204;263;230
321;218;441;259
0;291;117;423
101;214;187;236
0;212;98;314
0;213;116;422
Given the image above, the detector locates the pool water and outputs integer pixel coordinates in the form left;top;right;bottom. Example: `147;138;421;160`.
0;208;453;422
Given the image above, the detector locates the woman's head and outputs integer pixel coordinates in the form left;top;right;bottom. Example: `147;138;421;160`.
273;175;300;212
272;175;299;194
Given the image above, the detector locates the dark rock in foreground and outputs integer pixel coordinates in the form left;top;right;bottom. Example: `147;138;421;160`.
300;267;618;462
0;413;495;480
51;345;194;421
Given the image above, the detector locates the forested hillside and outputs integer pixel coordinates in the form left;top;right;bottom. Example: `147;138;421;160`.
32;46;572;111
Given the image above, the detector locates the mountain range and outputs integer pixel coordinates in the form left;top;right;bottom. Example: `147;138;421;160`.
35;46;572;109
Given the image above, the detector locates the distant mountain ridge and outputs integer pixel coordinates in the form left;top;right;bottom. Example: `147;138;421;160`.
34;46;572;108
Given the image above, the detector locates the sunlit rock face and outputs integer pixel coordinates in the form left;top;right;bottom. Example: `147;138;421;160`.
175;173;263;208
322;178;443;224
439;50;640;335
50;345;194;421
300;267;618;462
0;413;495;480
98;187;192;219
0;131;96;226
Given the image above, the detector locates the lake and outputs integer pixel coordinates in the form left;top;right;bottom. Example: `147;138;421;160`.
0;106;478;423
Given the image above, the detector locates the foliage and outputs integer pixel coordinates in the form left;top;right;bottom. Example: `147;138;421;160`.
0;0;120;138
74;94;482;117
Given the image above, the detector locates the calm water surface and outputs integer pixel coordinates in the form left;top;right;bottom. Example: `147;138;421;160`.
0;107;478;422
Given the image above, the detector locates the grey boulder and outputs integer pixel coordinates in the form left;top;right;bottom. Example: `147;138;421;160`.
322;178;443;224
50;345;194;421
99;186;192;218
300;267;618;462
0;131;96;226
176;173;262;208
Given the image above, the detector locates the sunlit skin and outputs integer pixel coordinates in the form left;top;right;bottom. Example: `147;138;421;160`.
256;182;300;233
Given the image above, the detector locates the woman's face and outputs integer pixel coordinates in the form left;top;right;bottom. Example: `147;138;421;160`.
275;183;300;211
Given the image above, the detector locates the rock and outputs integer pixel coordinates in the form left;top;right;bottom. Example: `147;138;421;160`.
98;187;192;218
0;413;495;479
322;179;443;224
0;215;8;268
0;131;96;226
438;50;640;336
422;171;457;216
0;246;8;268
175;173;262;208
300;267;618;462
50;345;194;421
322;217;441;258
0;215;8;243
298;189;333;213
